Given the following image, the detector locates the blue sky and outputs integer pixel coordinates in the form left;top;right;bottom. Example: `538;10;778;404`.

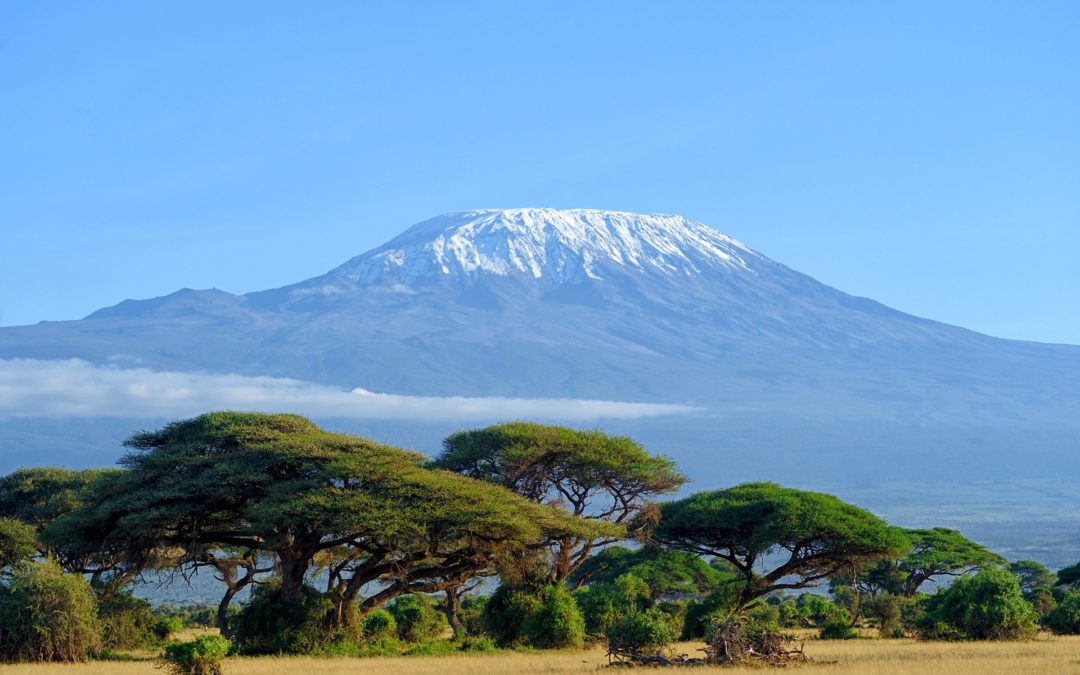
2;1;1077;343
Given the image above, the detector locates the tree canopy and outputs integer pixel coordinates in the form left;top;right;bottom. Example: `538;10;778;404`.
47;412;611;635
432;422;684;583
653;482;908;608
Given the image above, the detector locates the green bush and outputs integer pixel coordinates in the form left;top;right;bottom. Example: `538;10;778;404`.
819;619;858;640
95;583;157;649
161;634;231;675
457;635;497;652
401;639;458;656
232;583;353;655
605;607;679;655
865;593;915;637
796;593;849;627
0;559;102;662
682;588;737;639
387;594;447;643
522;584;586;649
1044;591;1080;634
362;608;398;640
916;568;1038;641
483;585;543;647
154;616;185;642
575;573;651;635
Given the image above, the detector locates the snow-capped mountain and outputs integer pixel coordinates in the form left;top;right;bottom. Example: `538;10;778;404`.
1;208;1078;487
328;208;758;286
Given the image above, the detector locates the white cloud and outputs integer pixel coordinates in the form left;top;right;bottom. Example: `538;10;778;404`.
0;359;698;421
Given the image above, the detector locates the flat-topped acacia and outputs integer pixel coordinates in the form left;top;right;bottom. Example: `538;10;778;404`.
433;422;684;583
653;482;908;608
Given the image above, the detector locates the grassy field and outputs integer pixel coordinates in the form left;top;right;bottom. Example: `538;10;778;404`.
4;636;1080;675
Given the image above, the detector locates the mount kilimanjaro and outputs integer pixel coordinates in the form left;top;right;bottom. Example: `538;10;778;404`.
2;208;1078;494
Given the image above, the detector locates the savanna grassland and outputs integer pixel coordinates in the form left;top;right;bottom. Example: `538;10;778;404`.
3;637;1080;675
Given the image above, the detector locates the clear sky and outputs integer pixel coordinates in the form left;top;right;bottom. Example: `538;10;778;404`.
1;1;1077;344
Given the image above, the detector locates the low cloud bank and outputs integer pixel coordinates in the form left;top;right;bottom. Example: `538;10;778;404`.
0;359;698;421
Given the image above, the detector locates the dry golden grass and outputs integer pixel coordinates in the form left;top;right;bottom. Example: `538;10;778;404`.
4;636;1080;674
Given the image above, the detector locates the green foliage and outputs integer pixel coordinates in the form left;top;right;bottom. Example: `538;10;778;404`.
796;593;849;626
605;607;680;654
683;587;739;638
0;559;102;662
362;608;398;640
0;517;37;574
819;619;858;639
916;567;1038;640
570;545;731;598
521;584;586;649
95;582;157;649
574;572;651;635
161;634;231;675
456;635;498;652
458;595;488;636
1043;591;1080;634
387;594;447;643
864;593;918;637
655;483;908;608
154;616;185;642
232;583;349;655
483;585;544;647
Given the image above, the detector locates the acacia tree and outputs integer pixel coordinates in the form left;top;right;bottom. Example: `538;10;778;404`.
893;528;1005;596
432;422;685;585
652;482;908;610
48;412;608;638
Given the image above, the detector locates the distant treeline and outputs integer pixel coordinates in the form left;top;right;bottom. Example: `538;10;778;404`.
2;412;1080;667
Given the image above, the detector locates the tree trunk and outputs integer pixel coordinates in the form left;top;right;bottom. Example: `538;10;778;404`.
217;587;237;638
442;588;465;638
278;555;310;605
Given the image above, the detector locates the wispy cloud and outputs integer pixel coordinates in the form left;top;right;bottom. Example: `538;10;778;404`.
0;359;698;421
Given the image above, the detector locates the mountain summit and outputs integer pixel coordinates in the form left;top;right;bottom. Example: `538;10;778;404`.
328;208;758;286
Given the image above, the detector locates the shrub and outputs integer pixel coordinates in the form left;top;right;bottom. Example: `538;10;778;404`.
457;635;497;652
865;593;914;637
483;585;543;647
522;584;586;649
819;619;858;639
605;607;679;655
362;608;397;640
401;639;458;656
232;583;352;655
1044;591;1080;634
387;594;447;643
154;616;185;642
161;634;231;675
796;593;848;626
95;583;157;649
916;568;1038;640
575;573;651;636
682;587;737;639
0;559;102;662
